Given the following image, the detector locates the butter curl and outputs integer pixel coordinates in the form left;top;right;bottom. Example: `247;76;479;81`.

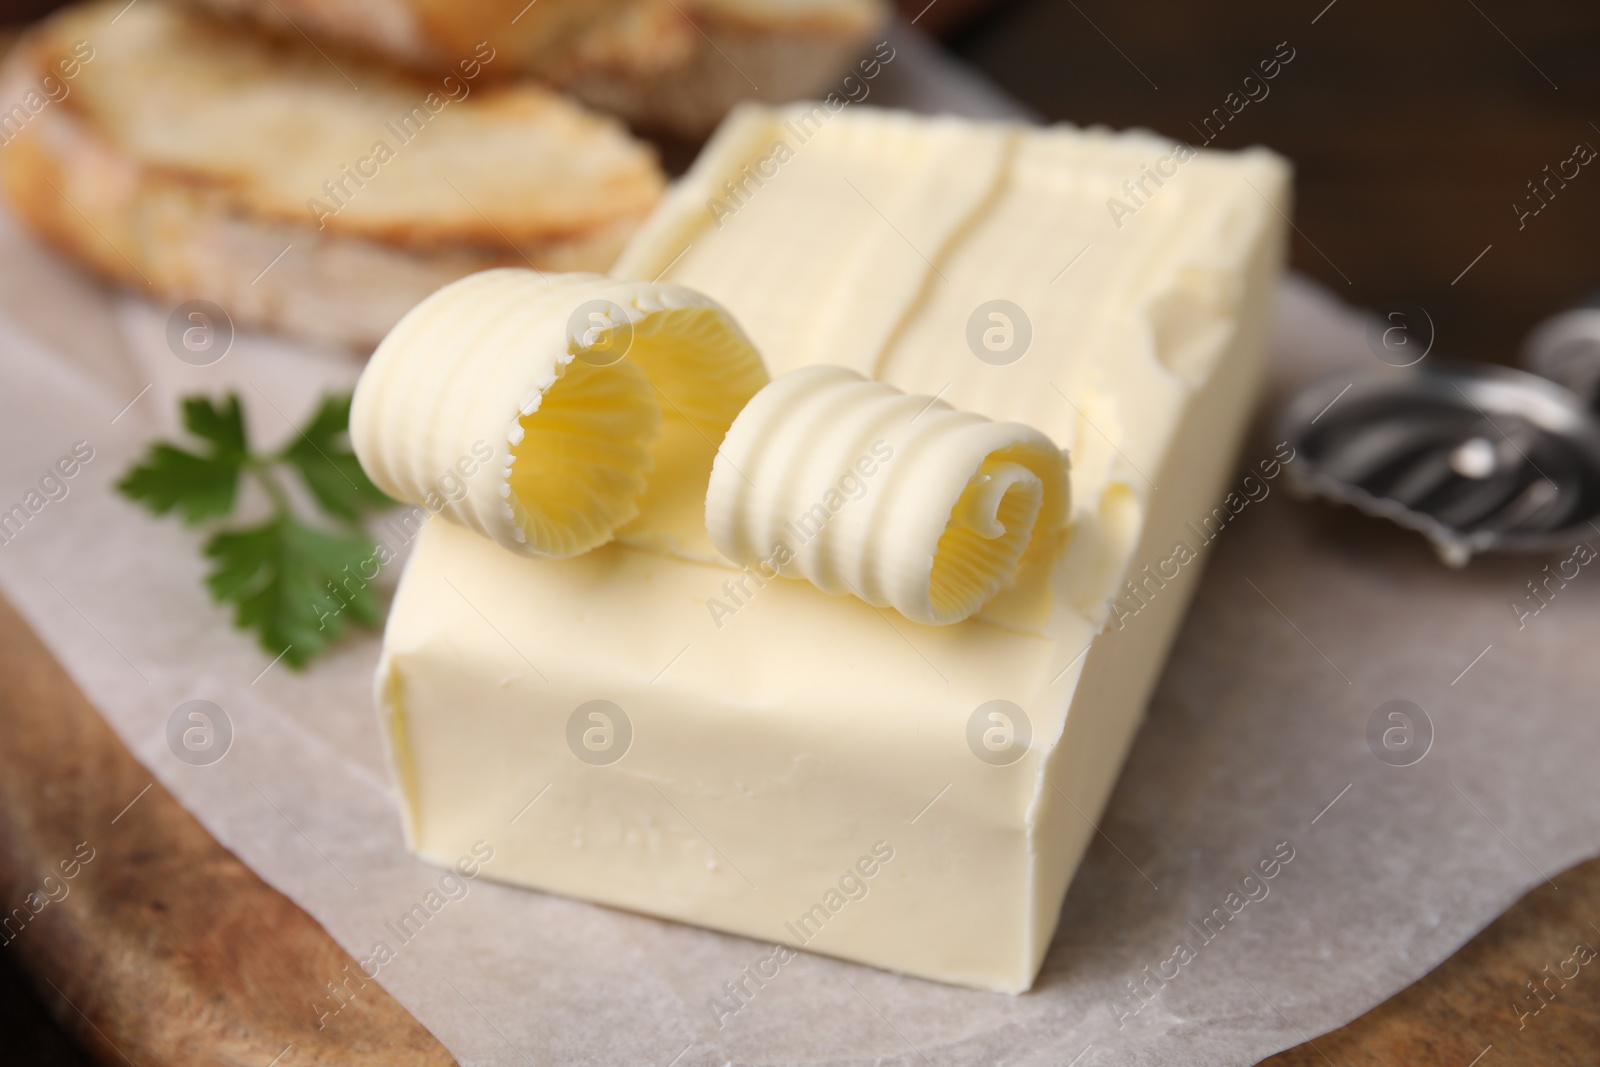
351;269;767;558
705;366;1070;625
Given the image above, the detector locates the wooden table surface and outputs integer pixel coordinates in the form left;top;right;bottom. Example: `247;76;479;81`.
5;0;1600;1063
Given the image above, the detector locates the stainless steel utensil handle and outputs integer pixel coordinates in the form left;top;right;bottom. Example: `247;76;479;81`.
1523;296;1600;407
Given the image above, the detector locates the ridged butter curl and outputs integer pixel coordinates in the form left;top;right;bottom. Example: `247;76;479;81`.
705;366;1070;625
351;269;767;557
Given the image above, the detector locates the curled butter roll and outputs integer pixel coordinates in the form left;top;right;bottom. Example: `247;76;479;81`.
351;269;767;558
705;366;1070;625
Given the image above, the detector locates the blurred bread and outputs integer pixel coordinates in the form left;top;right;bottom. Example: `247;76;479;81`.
0;0;665;349
187;0;890;136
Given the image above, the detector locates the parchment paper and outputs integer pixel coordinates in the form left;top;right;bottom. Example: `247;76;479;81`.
2;28;1597;1067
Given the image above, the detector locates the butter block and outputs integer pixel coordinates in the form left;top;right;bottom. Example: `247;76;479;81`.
377;105;1290;992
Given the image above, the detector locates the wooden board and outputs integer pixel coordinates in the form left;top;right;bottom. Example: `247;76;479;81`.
1258;854;1600;1065
2;592;1598;1065
0;592;455;1067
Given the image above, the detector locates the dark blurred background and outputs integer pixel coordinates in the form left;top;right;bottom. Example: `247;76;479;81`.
3;0;1596;1058
943;0;1600;366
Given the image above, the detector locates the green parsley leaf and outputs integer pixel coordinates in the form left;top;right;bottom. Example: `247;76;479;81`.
182;393;249;452
119;389;394;671
279;393;392;521
116;395;248;523
204;516;380;668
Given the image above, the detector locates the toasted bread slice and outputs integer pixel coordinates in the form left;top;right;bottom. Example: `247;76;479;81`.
0;0;664;349
188;0;889;136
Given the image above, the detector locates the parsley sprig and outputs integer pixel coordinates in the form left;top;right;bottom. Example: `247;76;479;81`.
118;393;393;669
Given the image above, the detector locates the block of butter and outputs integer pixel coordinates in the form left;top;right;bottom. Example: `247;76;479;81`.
375;105;1290;993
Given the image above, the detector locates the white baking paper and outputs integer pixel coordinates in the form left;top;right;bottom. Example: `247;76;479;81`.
1;26;1596;1067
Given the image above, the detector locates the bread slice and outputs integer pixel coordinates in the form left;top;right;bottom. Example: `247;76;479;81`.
0;0;665;349
186;0;889;137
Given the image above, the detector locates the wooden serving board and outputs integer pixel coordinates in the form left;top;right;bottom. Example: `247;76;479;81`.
1;587;1596;1065
0;592;453;1067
